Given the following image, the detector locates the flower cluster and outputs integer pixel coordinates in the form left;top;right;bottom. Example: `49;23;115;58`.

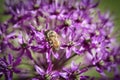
0;0;120;80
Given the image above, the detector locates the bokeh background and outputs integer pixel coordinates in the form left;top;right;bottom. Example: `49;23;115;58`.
99;0;120;42
0;0;120;79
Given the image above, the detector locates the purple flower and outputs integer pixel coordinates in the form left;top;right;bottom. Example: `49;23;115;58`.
61;30;83;58
61;62;86;80
34;63;60;80
0;0;120;80
0;54;21;80
8;33;33;60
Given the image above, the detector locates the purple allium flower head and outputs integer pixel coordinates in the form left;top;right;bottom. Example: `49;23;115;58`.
0;0;120;80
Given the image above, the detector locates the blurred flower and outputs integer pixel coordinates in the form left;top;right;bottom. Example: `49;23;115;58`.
0;54;21;80
0;0;120;80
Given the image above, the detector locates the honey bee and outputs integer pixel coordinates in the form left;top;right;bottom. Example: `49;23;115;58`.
45;30;60;51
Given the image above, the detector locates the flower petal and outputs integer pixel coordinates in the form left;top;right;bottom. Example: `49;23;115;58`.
66;48;71;58
35;65;45;75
